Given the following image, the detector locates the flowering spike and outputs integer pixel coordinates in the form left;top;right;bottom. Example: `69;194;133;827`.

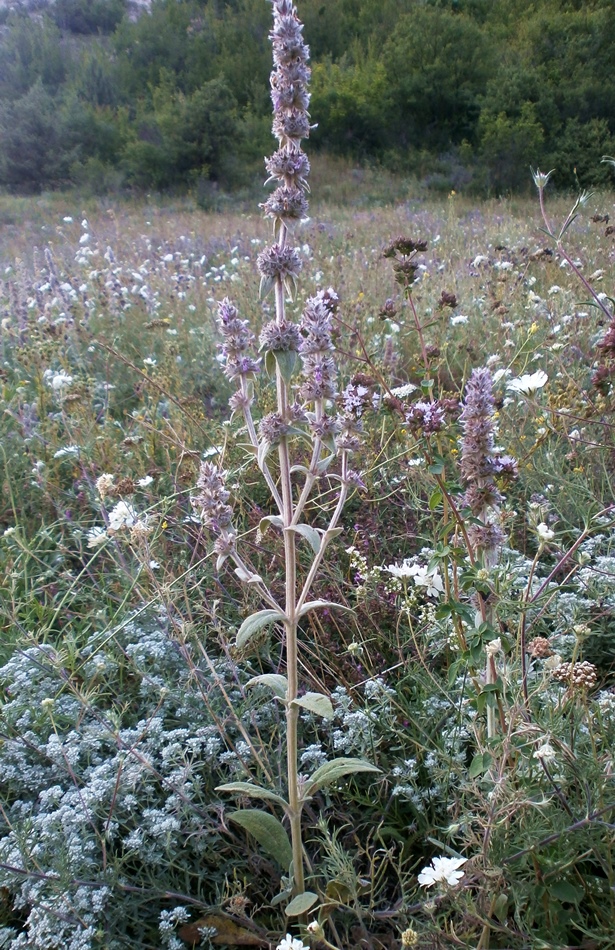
459;367;516;563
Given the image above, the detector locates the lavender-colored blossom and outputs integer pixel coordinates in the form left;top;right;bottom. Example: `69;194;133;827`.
261;185;309;226
257;243;303;298
265;148;310;189
459;368;499;483
309;414;340;438
191;462;236;542
299;291;338;402
216;297;261;383
259;318;302;353
259;411;291;445
459;367;515;562
405;400;445;435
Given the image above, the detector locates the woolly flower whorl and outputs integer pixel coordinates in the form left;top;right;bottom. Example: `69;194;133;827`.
216;297;260;382
459;367;499;484
191;462;234;536
265;0;311;229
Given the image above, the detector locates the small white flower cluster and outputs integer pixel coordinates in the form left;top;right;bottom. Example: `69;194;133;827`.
385;560;445;598
417;855;467;888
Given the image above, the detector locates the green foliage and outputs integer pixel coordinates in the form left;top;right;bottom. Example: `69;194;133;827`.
51;0;127;35
479;102;546;193
1;0;615;192
0;82;78;191
120;76;242;189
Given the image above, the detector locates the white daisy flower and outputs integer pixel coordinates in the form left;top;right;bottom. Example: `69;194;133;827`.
506;370;548;395
418;855;467;888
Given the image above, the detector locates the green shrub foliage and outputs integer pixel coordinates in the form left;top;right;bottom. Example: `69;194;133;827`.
1;0;615;193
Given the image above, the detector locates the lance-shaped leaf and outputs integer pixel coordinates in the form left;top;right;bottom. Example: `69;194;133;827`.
245;673;288;700
236;609;286;650
259;514;284;534
273;349;298;384
216;782;288;809
298;600;354;619
234;566;263;585
285;523;322;554
285;892;319;917
292;691;333;719
228;809;292;869
305;757;381;796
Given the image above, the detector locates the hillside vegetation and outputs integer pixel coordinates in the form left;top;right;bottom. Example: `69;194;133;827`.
1;0;615;194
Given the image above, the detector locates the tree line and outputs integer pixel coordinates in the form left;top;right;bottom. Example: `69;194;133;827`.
0;0;614;195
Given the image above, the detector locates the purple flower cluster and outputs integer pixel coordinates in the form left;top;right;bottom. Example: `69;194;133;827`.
260;0;311;235
216;297;261;383
459;367;516;560
256;243;303;299
299;288;339;403
405;400;445;436
191;462;236;556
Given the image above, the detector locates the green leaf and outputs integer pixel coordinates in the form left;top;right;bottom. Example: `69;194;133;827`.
549;881;584;904
273;349;299;384
286;523;321;554
236;609;285;650
285;891;319;917
492;893;509;923
292;691;333;719
298;600;354;619
325;880;352;903
228;809;292;869
469;752;492;779
316;453;336;473
257;439;272;470
216;782;288;808
306;757;381;795
428;461;444;475
264;350;276;376
270;887;293;908
245;673;288;700
234;566;263;585
429;489;443;510
259;515;285;534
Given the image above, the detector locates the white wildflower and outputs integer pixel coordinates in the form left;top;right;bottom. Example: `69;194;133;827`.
418;855;467;888
107;501;138;532
277;935;307;950
534;740;557;761
386;560;418;580
137;475;154;487
54;445;80;458
390;382;418;398
485;638;502;656
87;527;108;549
536;522;555;543
44;370;73;393
412;566;444;598
506;370;548;395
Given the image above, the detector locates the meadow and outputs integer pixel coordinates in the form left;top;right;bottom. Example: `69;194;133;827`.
1;155;615;950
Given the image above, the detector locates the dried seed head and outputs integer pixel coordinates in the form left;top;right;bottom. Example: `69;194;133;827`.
527;636;552;659
552;660;598;689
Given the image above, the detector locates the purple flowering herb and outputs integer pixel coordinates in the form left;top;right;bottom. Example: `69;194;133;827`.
459;367;509;565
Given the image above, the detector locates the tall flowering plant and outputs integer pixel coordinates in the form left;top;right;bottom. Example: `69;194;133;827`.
191;0;379;922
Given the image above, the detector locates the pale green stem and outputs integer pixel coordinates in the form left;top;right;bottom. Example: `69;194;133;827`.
240;376;283;513
292;399;324;525
273;221;305;896
296;452;349;613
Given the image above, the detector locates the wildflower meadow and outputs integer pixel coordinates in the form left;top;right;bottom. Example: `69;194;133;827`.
1;2;615;949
